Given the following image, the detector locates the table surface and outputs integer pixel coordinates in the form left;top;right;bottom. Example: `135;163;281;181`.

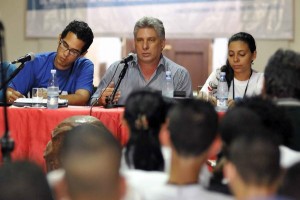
0;106;129;170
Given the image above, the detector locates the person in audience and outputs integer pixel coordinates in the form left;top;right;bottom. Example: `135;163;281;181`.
234;96;292;147
44;115;120;200
59;124;125;200
209;107;263;195
45;116;118;200
224;132;288;200
279;162;300;200
0;61;16;102
6;20;94;105
0;160;54;200
235;96;300;168
263;49;300;151
122;88;170;171
91;16;192;106
125;99;233;200
210;96;300;195
201;32;263;105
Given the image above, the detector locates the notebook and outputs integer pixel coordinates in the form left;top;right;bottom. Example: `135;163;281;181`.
13;98;68;108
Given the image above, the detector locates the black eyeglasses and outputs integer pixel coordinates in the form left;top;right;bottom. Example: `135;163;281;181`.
59;39;81;57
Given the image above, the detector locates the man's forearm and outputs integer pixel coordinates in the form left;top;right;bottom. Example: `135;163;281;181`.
59;93;90;106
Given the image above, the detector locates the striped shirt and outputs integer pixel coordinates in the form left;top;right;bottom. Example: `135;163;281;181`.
91;54;192;105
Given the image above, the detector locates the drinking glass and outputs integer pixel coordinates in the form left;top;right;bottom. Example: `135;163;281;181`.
32;88;44;107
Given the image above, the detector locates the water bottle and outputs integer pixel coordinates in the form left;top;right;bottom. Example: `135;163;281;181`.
216;72;228;111
162;71;174;98
47;69;59;109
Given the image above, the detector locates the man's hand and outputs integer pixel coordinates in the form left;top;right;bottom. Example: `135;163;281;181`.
6;87;24;103
98;82;121;106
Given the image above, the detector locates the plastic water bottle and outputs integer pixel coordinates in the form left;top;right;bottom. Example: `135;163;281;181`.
47;69;59;109
216;72;228;111
162;71;174;98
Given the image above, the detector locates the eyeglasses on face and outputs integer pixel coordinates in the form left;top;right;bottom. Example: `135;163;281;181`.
59;39;81;57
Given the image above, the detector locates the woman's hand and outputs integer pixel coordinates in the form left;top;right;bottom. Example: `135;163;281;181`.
228;99;235;108
197;91;217;106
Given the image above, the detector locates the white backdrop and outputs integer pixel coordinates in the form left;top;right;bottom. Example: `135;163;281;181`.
26;0;293;39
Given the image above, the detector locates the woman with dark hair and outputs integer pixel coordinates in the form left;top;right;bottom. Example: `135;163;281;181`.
201;32;264;104
122;88;170;171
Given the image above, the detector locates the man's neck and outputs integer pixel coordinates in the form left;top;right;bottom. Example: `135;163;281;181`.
168;151;206;185
54;56;72;71
139;63;158;81
235;184;278;200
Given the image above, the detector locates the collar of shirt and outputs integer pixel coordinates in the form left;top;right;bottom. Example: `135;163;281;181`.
131;54;166;83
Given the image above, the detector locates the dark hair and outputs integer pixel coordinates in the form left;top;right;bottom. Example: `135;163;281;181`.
235;96;293;146
264;49;300;100
221;32;256;88
0;161;53;200
227;133;281;186
220;107;263;147
134;16;165;40
61;20;94;53
124;88;168;171
220;60;233;88
168;99;218;157
280;162;300;199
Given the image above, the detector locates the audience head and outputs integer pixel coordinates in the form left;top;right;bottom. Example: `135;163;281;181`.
124;88;169;171
60;124;123;200
221;32;257;87
0;160;53;200
168;99;218;157
234;96;293;146
133;16;165;40
44;115;107;171
264;49;300;100
220;106;263;147
280;162;300;199
60;20;94;54
224;132;282;197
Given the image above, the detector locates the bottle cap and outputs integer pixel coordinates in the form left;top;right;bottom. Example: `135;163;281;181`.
51;69;56;74
220;72;226;75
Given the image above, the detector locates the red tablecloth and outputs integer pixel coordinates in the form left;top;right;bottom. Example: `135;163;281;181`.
0;106;129;170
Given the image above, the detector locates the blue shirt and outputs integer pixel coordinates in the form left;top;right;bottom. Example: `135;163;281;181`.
91;54;192;105
8;52;94;96
0;62;17;102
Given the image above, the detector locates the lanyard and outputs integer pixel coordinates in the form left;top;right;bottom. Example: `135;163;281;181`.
232;69;253;99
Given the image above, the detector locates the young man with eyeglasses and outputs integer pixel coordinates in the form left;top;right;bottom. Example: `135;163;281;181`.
6;20;94;106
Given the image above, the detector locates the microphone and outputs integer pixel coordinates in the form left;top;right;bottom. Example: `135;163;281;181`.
120;53;134;63
11;52;35;64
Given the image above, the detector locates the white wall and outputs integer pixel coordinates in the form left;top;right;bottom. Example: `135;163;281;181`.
1;0;300;74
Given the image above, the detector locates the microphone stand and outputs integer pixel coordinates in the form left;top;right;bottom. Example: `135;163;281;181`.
0;21;14;163
105;61;129;108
